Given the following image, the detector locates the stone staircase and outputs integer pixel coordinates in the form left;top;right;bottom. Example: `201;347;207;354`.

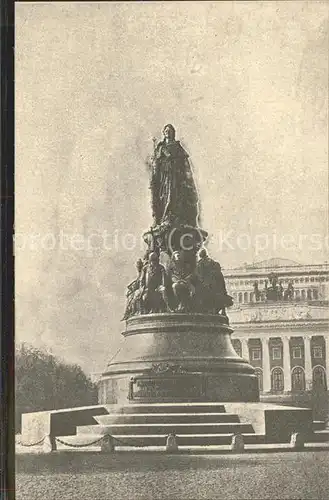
56;403;252;449
313;420;327;432
54;402;328;451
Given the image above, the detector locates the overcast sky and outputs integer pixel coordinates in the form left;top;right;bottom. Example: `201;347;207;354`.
16;1;328;374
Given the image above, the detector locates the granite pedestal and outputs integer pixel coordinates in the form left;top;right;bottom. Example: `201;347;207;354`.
99;313;259;405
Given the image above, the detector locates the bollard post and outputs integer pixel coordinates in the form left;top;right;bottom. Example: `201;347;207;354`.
50;435;57;451
231;433;245;453
165;433;178;453
101;435;115;453
290;432;304;450
43;434;56;454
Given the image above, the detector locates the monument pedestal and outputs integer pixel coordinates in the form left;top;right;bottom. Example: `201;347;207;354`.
99;313;259;404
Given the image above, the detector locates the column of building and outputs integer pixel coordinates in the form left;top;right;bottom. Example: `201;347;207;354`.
261;337;271;392
303;335;313;391
326;336;329;389
240;338;249;361
282;336;291;392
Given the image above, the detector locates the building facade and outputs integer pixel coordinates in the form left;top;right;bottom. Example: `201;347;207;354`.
225;258;329;403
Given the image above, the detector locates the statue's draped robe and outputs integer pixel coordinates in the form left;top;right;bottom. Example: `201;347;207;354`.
195;257;233;312
140;263;168;313
196;258;227;296
151;140;198;227
123;273;143;319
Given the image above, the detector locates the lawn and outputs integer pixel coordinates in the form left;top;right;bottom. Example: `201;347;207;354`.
16;450;329;500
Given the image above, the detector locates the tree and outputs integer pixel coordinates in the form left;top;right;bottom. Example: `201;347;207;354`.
15;343;98;432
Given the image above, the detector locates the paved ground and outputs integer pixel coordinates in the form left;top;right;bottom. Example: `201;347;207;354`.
16;450;329;500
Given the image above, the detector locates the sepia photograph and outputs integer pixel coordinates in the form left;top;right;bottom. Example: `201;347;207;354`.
14;1;328;499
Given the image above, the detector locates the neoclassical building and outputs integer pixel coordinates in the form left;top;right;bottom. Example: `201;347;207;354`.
225;258;329;402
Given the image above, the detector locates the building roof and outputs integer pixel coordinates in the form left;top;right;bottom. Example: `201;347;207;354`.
224;258;329;278
245;258;301;269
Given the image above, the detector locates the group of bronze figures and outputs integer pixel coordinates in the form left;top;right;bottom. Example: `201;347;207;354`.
123;124;233;320
253;273;294;302
123;248;233;319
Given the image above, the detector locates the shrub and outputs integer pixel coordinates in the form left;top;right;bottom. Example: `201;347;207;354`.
15;343;98;432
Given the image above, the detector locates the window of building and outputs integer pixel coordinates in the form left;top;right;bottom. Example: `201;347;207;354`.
251;349;261;361
292;367;305;391
272;347;282;360
307;289;312;300
238;293;242;303
313;366;327;389
313;346;323;359
292;347;302;359
310;277;315;282
305;277;309;283
313;290;318;300
271;368;284;392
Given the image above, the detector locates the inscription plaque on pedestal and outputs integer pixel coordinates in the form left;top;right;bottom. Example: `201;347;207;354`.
129;374;206;402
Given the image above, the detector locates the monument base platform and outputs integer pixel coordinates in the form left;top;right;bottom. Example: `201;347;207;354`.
99;313;259;405
20;401;328;450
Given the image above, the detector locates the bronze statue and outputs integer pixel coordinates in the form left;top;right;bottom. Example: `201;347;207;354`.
284;281;294;301
123;127;233;321
150;124;199;228
264;273;277;300
140;252;169;313
253;281;261;302
167;251;196;312
278;280;284;300
264;273;287;301
195;249;233;315
269;273;278;290
123;259;144;320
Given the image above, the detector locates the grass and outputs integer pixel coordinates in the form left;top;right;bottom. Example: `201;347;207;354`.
16;450;329;500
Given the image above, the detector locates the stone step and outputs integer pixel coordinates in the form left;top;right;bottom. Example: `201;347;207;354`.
308;430;329;442
104;403;226;414
312;420;326;431
77;422;255;436
95;412;240;425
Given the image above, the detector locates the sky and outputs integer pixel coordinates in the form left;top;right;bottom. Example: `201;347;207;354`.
15;1;328;374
